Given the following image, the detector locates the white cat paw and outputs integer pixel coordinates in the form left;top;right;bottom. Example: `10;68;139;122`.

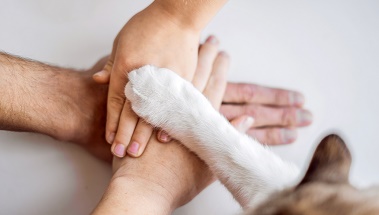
124;65;200;129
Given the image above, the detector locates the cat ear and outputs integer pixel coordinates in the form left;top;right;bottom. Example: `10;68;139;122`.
298;134;352;186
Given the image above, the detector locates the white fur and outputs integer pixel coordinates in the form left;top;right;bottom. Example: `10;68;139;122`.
125;65;300;208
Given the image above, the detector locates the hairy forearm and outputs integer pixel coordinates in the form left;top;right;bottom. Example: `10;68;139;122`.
0;52;80;140
152;0;228;31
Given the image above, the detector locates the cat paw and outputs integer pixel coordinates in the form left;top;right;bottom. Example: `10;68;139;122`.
124;65;196;128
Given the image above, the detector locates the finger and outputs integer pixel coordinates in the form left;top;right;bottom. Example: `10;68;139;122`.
93;68;111;84
203;52;230;109
230;115;255;133
223;83;305;107
157;130;172;143
105;60;129;144
93;38;118;84
127;120;154;157
247;128;297;145
111;101;138;157
192;35;220;91
220;104;313;127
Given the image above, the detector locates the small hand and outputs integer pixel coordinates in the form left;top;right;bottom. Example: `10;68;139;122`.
93;34;219;158
93;3;201;158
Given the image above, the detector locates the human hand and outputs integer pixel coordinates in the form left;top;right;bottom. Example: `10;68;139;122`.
220;84;312;144
156;71;312;145
93;37;230;214
93;3;203;159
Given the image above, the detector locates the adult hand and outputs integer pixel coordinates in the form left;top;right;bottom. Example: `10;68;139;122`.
220;83;312;145
157;84;312;145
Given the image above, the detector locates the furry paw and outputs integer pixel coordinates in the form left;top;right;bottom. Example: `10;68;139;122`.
124;65;210;131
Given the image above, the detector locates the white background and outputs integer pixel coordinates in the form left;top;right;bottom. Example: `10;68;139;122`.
0;0;378;214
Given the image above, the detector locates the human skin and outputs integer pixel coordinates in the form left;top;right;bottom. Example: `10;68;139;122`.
93;43;230;215
0;46;311;213
101;0;229;159
0;45;311;163
92;41;311;213
95;36;313;151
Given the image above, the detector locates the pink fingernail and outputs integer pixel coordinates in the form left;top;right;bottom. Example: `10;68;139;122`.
296;110;313;125
107;132;115;144
159;131;169;142
128;142;140;155
113;144;126;157
290;92;305;106
206;35;218;44
281;130;297;144
94;70;107;77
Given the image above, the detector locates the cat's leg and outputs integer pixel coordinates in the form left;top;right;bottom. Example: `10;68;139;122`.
125;65;300;208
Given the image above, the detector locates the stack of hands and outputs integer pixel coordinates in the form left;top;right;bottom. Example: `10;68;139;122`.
0;1;312;214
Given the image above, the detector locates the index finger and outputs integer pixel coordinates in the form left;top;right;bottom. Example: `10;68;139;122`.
223;83;305;107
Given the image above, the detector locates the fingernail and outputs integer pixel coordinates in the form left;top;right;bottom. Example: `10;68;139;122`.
113;144;126;157
290;93;305;106
281;130;297;143
159;131;170;142
128;141;140;155
93;70;107;77
107;132;115;144
237;116;254;132
296;110;313;125
206;35;218;44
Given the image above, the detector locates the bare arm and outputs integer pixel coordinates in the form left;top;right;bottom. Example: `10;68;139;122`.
0;52;111;161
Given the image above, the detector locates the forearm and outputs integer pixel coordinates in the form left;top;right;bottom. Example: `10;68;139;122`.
92;177;173;215
152;0;228;31
0;52;80;140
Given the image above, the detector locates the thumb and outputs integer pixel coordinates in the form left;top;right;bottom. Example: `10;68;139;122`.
93;34;120;84
230;116;255;133
93;59;112;84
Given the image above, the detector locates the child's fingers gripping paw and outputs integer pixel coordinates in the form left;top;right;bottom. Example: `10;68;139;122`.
127;120;154;157
111;103;139;157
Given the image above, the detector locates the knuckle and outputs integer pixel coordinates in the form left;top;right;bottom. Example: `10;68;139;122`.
281;108;297;126
239;84;256;102
209;75;227;89
108;95;125;107
274;90;289;104
243;104;258;118
266;129;281;145
131;126;153;144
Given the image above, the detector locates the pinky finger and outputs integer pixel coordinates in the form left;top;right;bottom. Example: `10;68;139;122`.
247;128;297;145
156;130;173;143
93;69;111;84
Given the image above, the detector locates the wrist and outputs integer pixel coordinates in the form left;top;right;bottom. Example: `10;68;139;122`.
147;1;204;33
93;176;174;215
151;0;227;32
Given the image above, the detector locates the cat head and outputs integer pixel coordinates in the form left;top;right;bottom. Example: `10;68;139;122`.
248;134;379;215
